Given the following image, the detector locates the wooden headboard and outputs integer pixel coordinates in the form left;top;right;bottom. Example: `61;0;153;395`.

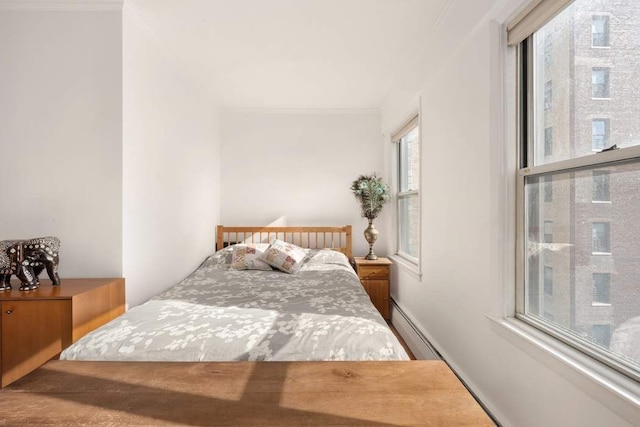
216;225;352;259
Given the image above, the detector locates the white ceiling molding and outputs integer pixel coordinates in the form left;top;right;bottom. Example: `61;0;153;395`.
0;0;122;11
223;107;381;116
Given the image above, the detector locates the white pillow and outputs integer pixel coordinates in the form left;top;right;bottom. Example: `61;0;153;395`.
259;239;307;274
229;244;272;271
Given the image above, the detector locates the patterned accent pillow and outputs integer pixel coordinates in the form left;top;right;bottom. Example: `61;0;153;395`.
259;239;308;274
229;244;272;271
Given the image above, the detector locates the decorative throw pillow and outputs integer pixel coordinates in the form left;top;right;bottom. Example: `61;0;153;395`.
259;239;307;274
229;244;272;271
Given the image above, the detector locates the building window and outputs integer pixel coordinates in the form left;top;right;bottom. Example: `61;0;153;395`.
592;170;610;201
544;126;553;156
515;0;640;381
392;115;420;262
592;222;610;254
544;266;553;296
592;67;610;98
592;15;610;47
543;220;553;244
544;80;552;110
593;273;611;305
591;119;610;151
544;33;553;66
543;175;553;202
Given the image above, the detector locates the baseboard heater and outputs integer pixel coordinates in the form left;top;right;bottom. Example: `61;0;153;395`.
390;299;501;426
390;299;441;360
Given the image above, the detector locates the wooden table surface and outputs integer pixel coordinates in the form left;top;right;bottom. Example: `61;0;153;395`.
0;360;494;426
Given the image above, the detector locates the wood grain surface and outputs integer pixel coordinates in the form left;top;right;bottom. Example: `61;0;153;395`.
0;360;494;426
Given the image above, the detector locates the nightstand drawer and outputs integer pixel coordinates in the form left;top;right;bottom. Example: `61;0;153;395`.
357;265;389;280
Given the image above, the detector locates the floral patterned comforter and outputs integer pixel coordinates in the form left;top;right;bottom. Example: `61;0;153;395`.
61;248;409;361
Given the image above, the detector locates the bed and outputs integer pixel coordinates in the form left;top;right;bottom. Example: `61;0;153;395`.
60;225;409;362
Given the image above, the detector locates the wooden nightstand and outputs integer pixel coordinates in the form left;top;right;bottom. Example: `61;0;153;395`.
0;278;125;387
353;257;392;320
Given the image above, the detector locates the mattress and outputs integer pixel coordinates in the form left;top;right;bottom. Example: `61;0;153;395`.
61;247;409;361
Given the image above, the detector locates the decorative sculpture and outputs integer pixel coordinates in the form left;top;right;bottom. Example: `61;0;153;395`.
0;236;61;291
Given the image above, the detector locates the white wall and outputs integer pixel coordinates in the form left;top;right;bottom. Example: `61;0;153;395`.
381;0;636;426
220;109;389;257
123;8;221;307
0;7;123;278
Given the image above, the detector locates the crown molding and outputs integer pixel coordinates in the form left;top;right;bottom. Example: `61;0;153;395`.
0;0;123;11
222;107;381;115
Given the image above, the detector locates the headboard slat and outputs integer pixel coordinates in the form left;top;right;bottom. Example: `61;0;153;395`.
216;225;352;259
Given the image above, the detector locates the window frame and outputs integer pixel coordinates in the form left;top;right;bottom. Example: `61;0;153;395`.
515;34;640;383
592;272;611;306
591;14;610;48
592;170;611;202
591;118;610;151
592;67;610;99
391;113;421;267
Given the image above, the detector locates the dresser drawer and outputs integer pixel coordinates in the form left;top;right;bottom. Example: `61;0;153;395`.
357;265;389;280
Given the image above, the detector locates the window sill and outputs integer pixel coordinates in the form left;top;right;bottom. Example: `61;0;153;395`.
592;200;612;204
592;252;612;256
488;316;640;424
388;254;422;280
592;302;612;307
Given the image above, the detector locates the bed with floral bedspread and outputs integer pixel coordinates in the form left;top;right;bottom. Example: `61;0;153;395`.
61;246;409;361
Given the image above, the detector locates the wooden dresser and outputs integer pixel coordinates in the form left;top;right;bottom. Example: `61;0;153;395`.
0;278;125;387
353;257;392;320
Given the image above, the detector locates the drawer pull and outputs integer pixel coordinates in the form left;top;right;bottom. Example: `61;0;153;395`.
5;309;13;315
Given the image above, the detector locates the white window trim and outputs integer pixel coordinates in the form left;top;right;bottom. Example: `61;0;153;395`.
491;14;640;423
592;302;612;307
489;316;640;423
389;103;422;278
516;33;640;380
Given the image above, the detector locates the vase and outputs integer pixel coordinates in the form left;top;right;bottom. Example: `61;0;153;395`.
364;219;379;260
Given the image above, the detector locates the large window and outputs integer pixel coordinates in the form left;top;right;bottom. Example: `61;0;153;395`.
516;0;640;381
393;115;420;262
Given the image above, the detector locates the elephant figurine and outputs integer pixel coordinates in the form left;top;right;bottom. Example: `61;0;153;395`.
0;236;61;291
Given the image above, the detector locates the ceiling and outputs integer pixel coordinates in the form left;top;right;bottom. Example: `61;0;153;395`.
126;0;450;109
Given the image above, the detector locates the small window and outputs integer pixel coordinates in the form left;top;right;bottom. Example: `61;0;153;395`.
544;80;553;110
592;273;611;305
592;68;610;98
592;170;610;202
544;266;553;296
544;220;553;244
393;115;420;262
592;222;610;254
592;15;610;47
544;33;553;66
543;175;553;202
544;126;553;156
591;119;610;151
